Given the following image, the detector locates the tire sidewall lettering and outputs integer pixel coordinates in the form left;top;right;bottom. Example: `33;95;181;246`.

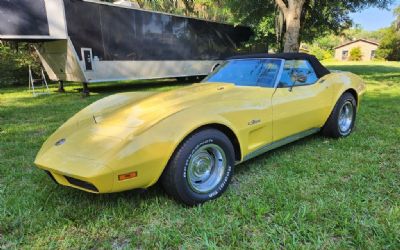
208;164;232;198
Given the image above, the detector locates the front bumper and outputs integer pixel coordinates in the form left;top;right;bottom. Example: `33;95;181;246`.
45;170;100;192
35;151;115;193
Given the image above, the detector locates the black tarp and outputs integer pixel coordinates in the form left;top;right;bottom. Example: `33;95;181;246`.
0;0;49;36
64;0;253;61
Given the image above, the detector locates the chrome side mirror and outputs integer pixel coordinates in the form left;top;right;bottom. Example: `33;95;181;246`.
289;73;307;92
293;73;307;84
211;63;220;73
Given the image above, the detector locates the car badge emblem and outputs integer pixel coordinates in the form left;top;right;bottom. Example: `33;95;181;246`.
55;138;66;146
248;119;261;126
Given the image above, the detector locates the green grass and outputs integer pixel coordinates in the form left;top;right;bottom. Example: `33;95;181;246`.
1;62;399;249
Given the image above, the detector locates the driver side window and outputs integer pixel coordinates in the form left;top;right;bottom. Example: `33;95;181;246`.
278;60;318;88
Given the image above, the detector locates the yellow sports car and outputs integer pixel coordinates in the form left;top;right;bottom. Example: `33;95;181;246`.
35;53;366;205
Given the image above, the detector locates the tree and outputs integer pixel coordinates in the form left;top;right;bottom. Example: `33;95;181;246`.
305;34;342;60
376;5;400;61
349;47;363;61
395;5;400;30
223;0;276;51
275;0;305;52
0;43;41;86
274;0;394;52
340;26;382;42
376;28;399;60
103;0;228;22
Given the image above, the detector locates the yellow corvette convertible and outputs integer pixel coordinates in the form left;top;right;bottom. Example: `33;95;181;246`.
35;53;366;205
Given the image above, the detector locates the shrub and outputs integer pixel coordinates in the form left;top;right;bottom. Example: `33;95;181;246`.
376;26;400;61
349;47;363;61
308;44;333;61
0;42;42;87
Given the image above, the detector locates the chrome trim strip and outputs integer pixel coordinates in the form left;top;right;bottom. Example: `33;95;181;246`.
242;128;320;162
274;59;285;89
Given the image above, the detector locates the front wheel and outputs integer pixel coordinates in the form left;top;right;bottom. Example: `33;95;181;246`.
161;129;235;206
322;92;357;138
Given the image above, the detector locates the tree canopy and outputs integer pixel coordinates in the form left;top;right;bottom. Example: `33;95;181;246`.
376;5;400;61
253;0;393;51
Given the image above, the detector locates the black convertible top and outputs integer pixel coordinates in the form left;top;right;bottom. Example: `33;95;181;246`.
228;53;330;78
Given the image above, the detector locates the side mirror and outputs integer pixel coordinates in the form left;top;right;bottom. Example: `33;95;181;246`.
288;73;307;92
211;63;220;73
293;73;307;84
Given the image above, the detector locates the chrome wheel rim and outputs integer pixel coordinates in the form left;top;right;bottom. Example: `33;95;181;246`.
338;101;354;134
187;144;227;194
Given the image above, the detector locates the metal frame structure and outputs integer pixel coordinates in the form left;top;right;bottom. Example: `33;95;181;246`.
29;66;50;96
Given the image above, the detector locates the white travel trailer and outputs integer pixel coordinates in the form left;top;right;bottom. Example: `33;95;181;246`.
0;0;258;92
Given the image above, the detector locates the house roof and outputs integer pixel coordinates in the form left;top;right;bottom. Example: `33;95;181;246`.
334;39;380;50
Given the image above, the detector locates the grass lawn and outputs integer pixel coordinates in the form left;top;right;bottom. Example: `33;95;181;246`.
0;61;399;249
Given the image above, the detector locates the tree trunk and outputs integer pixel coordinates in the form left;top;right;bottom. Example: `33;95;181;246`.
283;9;301;52
275;0;305;52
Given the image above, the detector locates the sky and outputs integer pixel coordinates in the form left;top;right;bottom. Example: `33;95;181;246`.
349;0;399;31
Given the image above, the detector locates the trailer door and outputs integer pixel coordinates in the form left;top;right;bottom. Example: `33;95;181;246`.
81;48;93;71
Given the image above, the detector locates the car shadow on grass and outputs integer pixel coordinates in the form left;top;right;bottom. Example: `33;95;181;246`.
38;175;171;213
38;133;323;213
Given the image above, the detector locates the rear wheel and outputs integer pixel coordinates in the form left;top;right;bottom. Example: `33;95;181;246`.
322;92;357;138
161;129;235;206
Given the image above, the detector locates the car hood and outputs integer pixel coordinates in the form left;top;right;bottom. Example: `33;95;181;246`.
85;83;239;131
36;83;242;161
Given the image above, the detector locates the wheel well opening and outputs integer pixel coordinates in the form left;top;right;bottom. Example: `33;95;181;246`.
192;124;242;162
344;88;358;106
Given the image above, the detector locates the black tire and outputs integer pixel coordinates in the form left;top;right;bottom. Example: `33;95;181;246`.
161;129;235;206
322;92;357;138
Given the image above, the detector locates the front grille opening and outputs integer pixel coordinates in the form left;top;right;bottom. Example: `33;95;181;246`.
45;171;57;184
64;176;99;192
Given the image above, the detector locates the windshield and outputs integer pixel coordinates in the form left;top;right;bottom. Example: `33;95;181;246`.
202;59;283;88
